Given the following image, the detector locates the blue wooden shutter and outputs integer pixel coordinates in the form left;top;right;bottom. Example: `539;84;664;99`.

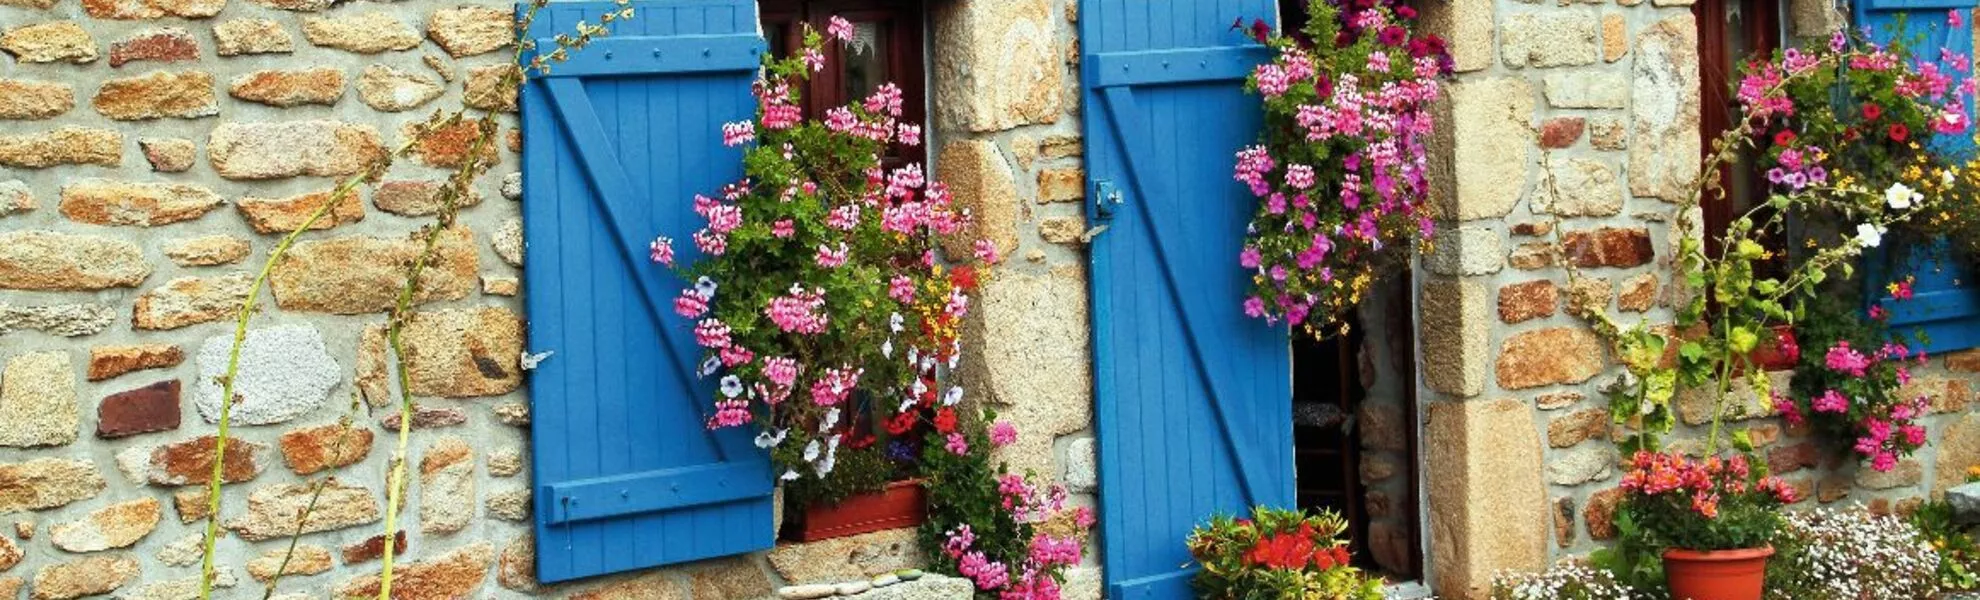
1857;3;1980;352
520;0;773;583
1081;2;1291;597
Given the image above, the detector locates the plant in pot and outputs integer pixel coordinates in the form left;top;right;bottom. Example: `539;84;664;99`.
1610;451;1797;600
662;17;992;540
1184;506;1385;600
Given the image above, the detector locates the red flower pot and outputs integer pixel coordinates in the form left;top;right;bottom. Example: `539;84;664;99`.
789;479;927;542
1663;546;1773;600
1746;325;1799;372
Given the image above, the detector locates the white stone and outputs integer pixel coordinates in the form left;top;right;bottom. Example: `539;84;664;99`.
193;324;340;425
1064;437;1096;492
1538;158;1624;217
836;580;872;595
1543;73;1629;109
778;583;837;599
1545;444;1616;486
1423;226;1504;276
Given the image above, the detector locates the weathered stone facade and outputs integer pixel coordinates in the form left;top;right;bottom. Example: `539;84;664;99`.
1415;0;1980;597
0;0;1097;597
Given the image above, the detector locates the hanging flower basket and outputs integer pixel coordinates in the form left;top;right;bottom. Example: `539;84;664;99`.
788;479;927;542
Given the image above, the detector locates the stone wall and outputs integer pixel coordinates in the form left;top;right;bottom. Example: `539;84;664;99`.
932;0;1102;594
1413;0;1980;597
0;0;1104;598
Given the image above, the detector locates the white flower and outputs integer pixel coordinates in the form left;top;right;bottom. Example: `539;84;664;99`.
890;312;905;333
881;338;893;359
719;375;743;397
907;347;920;366
695;276;718;298
899;398;916;413
1856;223;1885;248
699;356;722;377
912;378;928;398
781;469;799;481
1945;169;1958;186
943;387;963;407
802;439;821;462
821;407;841;430
1884;182;1920;210
753;429;787;449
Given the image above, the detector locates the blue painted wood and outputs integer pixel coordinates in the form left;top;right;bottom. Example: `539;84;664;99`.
521;0;773;584
1081;1;1290;598
1857;2;1980;353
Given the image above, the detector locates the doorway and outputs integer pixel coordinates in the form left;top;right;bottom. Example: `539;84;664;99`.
1290;273;1423;582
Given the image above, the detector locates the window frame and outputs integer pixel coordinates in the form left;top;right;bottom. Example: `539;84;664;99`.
759;0;929;166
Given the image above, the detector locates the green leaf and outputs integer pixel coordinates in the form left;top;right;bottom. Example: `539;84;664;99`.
1728;326;1759;354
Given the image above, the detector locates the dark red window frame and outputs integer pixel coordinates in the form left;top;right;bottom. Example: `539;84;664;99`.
759;0;928;166
1696;0;1785;257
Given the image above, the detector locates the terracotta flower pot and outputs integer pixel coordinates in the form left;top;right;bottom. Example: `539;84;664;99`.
1746;325;1799;372
1663;546;1773;600
789;479;927;542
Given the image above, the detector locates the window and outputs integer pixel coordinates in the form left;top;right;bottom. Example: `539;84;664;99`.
1696;0;1788;261
760;0;928;166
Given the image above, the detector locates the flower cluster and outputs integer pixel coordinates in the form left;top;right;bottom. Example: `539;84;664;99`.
662;19;984;486
919;405;1091;600
1778;295;1932;472
1614;451;1794;552
937;477;1090;599
1184;507;1385;599
1768;507;1942;600
1490;562;1642;600
1233;0;1449;336
1579;17;1966;461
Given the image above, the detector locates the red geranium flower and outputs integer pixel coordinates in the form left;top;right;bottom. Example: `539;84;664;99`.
1244;532;1315;570
950;265;978;291
1890;123;1911;142
1773;130;1797;146
1863;103;1884;120
884;411;918;436
934;407;958;434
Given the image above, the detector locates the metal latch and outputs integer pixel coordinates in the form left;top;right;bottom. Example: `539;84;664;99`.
1092;179;1124;221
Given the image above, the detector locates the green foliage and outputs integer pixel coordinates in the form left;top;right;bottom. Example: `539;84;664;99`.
1910;499;1980;591
1184;507;1385;600
780;444;892;509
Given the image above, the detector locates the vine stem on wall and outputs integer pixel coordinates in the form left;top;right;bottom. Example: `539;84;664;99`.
193;3;630;597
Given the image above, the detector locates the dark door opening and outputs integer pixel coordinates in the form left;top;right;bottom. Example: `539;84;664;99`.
1290;275;1423;582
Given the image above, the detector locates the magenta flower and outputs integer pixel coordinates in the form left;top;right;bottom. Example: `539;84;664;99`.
1239;247;1262;268
762;357;799;388
693;319;733;349
674;289;710;318
1825;341;1871;377
721;121;755;147
945;432;969;455
815;242;849;268
708;398;751;429
649;236;675;266
898;124;922;146
1812;389;1850;413
974;239;1000;263
827;15;855;42
771;219;796;238
990;421;1018;447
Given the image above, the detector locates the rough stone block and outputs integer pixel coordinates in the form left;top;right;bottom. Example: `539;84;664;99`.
1432;78;1532;221
0;22;97;64
0;127;121;168
229;68;347;107
0;351;77;448
92;71;219;121
268;227;477;314
236;190;366;234
1420;278;1489;397
87;345;182;381
930;0;1062;132
192;324;339;426
0;79;73;120
96;380;181;439
1426;398;1547;597
1629;14;1702;202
